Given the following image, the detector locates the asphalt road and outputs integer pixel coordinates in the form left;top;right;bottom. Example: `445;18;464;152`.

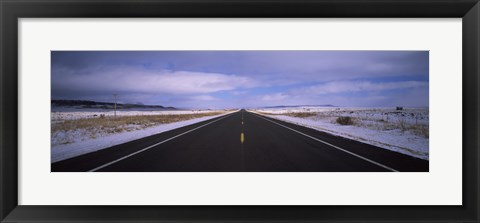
52;110;429;172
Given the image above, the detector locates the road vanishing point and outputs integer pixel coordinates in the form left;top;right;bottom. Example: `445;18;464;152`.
52;109;429;172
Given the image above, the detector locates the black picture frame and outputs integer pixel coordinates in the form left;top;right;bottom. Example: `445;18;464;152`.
1;0;479;222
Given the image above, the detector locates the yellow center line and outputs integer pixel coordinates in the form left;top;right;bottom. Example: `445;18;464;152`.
240;133;244;144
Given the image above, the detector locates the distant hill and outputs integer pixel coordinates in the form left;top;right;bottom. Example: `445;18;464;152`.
51;100;176;110
262;104;336;109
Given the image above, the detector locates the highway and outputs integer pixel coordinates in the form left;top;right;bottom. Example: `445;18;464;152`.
52;110;429;172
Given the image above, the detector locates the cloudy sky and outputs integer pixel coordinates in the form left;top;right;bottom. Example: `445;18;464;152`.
51;51;428;109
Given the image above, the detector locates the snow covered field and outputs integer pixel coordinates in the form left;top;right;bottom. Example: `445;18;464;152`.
51;109;224;123
51;110;234;162
251;107;429;160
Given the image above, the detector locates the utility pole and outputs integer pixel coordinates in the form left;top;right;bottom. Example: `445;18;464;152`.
113;94;117;118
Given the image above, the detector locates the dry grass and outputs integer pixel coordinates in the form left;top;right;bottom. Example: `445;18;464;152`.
258;112;318;118
52;112;225;134
282;112;317;118
410;124;429;138
397;118;408;131
376;120;428;138
336;116;354;125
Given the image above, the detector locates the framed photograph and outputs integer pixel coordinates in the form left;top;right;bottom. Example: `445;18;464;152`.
1;0;479;222
49;50;429;173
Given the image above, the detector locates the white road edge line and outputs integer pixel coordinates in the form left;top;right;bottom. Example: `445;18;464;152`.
88;112;237;172
250;112;399;172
